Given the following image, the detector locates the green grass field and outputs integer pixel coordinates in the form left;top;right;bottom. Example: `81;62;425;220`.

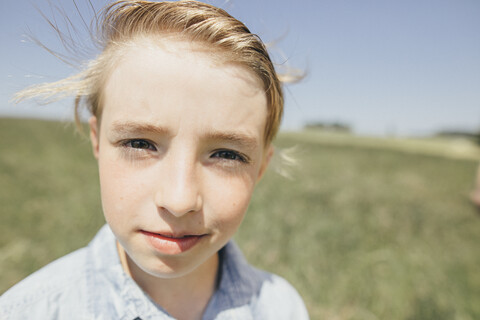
1;118;479;319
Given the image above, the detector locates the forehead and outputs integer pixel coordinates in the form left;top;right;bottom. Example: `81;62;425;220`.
100;38;268;143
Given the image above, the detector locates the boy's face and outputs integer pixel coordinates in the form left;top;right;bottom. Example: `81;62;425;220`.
89;39;272;279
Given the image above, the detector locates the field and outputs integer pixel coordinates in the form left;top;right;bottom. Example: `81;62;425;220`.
1;118;479;319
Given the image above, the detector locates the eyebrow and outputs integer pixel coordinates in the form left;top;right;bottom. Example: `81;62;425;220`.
203;130;259;151
109;121;259;150
109;121;171;136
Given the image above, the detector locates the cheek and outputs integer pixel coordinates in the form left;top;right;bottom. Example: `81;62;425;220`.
203;171;257;233
97;155;151;227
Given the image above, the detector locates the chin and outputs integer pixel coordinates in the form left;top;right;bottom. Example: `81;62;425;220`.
130;249;215;280
143;259;198;278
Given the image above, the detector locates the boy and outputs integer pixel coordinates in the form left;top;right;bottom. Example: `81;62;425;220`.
0;1;308;319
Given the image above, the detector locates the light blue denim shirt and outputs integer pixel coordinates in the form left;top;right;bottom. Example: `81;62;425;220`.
1;225;309;319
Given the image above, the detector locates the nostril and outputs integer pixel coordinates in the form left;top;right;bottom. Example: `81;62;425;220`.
154;189;202;218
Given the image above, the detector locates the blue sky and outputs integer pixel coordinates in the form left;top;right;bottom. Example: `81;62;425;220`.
1;0;479;136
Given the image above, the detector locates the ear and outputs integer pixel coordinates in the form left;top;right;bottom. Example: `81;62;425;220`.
256;145;274;183
88;116;100;159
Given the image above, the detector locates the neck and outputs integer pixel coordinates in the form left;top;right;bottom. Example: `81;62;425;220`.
117;242;219;320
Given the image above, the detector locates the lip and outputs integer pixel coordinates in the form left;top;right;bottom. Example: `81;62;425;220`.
140;230;206;255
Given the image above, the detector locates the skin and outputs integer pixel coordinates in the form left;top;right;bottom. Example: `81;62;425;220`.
89;38;273;320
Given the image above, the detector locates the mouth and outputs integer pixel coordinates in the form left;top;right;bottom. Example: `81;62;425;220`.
140;230;206;255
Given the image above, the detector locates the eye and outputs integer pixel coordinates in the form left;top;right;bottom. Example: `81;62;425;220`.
211;150;247;162
123;139;157;151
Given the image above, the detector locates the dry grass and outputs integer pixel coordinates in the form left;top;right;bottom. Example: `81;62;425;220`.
1;118;479;319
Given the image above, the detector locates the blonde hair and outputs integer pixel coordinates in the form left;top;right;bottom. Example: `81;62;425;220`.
15;0;289;145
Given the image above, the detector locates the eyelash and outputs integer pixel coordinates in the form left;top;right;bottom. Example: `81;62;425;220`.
120;139;249;164
211;149;248;163
122;139;157;151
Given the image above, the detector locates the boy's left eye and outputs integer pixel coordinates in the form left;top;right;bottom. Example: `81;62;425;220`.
211;150;247;162
123;139;157;151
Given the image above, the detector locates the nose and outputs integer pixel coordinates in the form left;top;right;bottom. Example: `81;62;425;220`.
154;152;202;217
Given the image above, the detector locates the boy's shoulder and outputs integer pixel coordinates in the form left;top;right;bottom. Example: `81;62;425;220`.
253;273;309;319
0;245;91;319
208;242;309;319
0;225;117;320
